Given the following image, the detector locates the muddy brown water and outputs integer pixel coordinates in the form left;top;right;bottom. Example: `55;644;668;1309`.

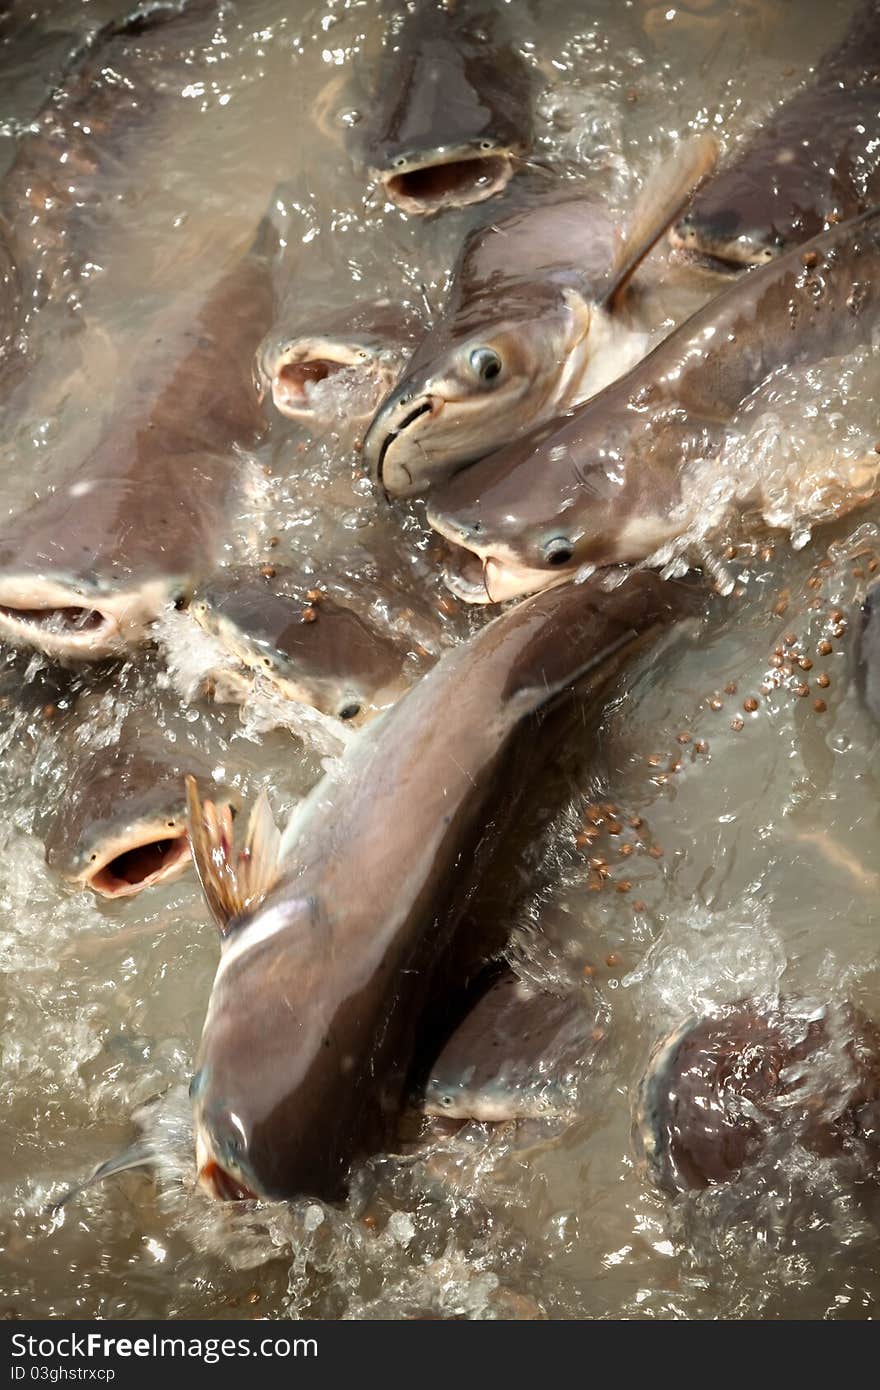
1;0;878;1320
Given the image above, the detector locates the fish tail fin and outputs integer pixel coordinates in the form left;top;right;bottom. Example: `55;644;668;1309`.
186;777;282;935
600;132;718;312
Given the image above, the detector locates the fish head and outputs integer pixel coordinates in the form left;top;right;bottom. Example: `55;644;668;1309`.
669;155;796;269
189;893;366;1204
0;572;155;659
191;1065;262;1201
44;757;233;898
192;571;409;724
427;411;685;603
257;330;402;430
364;288;592;498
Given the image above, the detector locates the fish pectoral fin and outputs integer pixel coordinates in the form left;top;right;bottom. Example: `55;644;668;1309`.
186;777;282;935
420;970;604;1123
600;133;718;313
48;1139;157;1214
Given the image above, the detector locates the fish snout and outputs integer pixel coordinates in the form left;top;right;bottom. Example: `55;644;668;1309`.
194;1116;258;1202
670;209;782;269
426;501;485;552
363;388;439;498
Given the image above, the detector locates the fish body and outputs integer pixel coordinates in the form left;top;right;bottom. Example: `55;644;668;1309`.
189;571;704;1201
0;0;224;357
364;138;717;495
191;566;412;724
635;998;880;1194
428;207;880;602
672;0;880;266
0;236;274;658
351;0;533;215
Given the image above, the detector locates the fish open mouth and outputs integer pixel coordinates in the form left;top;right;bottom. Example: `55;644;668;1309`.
0;576;169;658
198;1160;257;1202
441;546;493;603
84;824;192;898
267;338;391;425
0;601;120;655
381;149;513;215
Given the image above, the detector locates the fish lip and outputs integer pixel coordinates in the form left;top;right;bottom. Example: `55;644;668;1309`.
379;146;514;215
366;394;437;496
195;1131;258;1202
440;545;494;604
0;575;171;658
74;820;193;898
198;1161;258;1202
264;337;389;425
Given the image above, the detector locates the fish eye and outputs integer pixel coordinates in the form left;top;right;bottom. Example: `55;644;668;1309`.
543;537;574;567
338;702;361;721
468;346;503;382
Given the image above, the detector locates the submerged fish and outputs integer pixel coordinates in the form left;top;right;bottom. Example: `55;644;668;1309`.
421;968;605;1122
429;207;880;602
672;0;880;267
186;570;705;1202
0;0;224;354
351;0;533;216
0;229;274;659
363;138;717;496
191;566;414;725
635;998;880;1194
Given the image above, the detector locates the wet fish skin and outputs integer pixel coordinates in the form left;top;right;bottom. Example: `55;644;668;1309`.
352;0;533;215
364;138;717;495
189;571;706;1202
0;0;225;349
428;207;880;603
0;230;275;659
421;968;604;1122
635;998;880;1195
191;565;413;724
44;748;199;899
364;196;622;495
672;0;880;266
857;580;880;722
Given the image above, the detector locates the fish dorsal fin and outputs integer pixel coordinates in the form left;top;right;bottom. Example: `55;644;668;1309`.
600;133;718;313
185;777;282;936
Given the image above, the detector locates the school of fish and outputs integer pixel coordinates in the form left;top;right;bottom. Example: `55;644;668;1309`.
3;0;880;1319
